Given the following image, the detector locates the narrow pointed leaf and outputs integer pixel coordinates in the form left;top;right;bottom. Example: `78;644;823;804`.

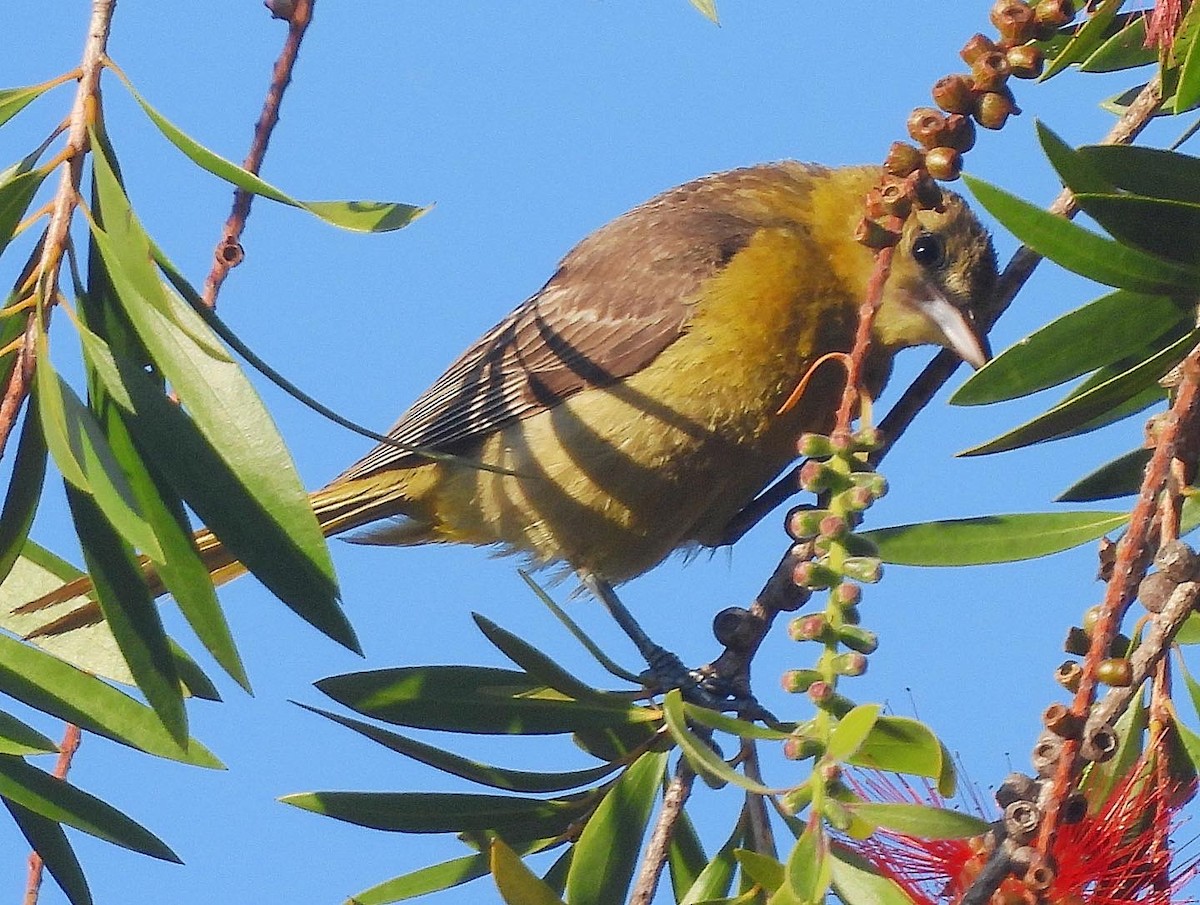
662;690;773;793
1039;0;1124;79
492;839;567;905
565;750;666;905
680;818;743;905
667;809;708;902
681;702;792;740
64;484;185;743
1077;144;1200;203
300;704;620;792
280;789;585;836
963;174;1200;293
845;802;987;838
1075;193;1200;265
0;83;50;128
861;512;1128;566
828;843;915;905
825;705;880;763
847;716;954;794
951;291;1187;405
0;709;57;756
1177;10;1200;113
1036;121;1118;196
316;666;657;735
0;169;47;258
960;328;1199;455
0;631;220;766
3;799;91;905
1058;448;1152;502
0;405;47;588
1079;14;1155;72
735;850;784;894
32;340;161;559
120;81;425;232
688;0;719;23
784;823;830;904
0;755;179;860
346;854;490;905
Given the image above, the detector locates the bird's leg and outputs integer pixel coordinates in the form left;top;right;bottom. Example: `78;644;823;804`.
579;571;784;721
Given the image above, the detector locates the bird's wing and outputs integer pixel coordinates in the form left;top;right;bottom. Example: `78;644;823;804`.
339;199;761;480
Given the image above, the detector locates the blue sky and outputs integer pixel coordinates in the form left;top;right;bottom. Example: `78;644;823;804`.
0;3;1187;904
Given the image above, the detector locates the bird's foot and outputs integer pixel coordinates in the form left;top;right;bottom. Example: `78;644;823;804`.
636;643;775;721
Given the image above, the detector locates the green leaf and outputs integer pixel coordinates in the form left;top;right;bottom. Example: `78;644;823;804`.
118;80;426;232
735;849;784;894
680;819;743;905
491;839;567;905
1036;121;1119;197
0;83;51;128
828;842;915;905
962;174;1200;293
280;789;585;836
64;484;185;743
688;0;719;24
1075;192;1200;265
845;802;988;839
1076;144;1200;204
0;169;47;259
1058;448;1152;502
1180;654;1200;725
825;705;880;763
0;630;220;766
3;799;92;905
565;750;666;905
951;291;1188;405
667;809;708;902
1081;691;1147;809
32;334;162;560
680;703;792;741
783;823;830;904
1039;0;1124;80
1175;612;1200;644
316;666;657;735
1080;13;1155;72
1177;7;1200;112
847;716;954;794
0;405;47;588
960;329;1198;455
345;853;490;905
861;511;1128;566
87;143;353;651
0;754;179;860
80;265;248;691
299;704;620;792
662;690;772;794
0;709;57;756
472;614;619;704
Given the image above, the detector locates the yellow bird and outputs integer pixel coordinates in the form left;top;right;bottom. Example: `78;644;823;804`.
38;162;997;615
212;161;995;585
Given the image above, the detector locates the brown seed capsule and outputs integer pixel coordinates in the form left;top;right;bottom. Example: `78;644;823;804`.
873;181;912;219
883;141;924;178
1061;792;1087;824
974;90;1012;128
855;217;901;249
1023;853;1056;892
1156;539;1199;582
1096;657;1133;687
995;772;1039;808
1007;43;1045;79
1032;731;1064;776
1080;721;1119;763
1055;660;1082;693
907;106;949;149
903;169;945;211
971;51;1011;93
1034;0;1075;29
1003;799;1040;842
1063;626;1090;656
1042;702;1082;739
960;32;999;65
942;114;977;152
991;0;1037;45
932;74;977;114
1138;570;1176;614
924;146;963;181
1097;536;1117;581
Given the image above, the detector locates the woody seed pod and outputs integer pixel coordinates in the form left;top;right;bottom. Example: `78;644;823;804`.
960;32;998;65
932;74;977;114
1034;0;1075;30
883;141;924;178
924;147;963;182
990;0;1037;45
976;89;1017;129
971;51;1011;92
1006;43;1045;79
907;107;950;150
1096;658;1133;687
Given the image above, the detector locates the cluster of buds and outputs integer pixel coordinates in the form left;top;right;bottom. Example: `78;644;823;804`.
780;428;886;731
859;0;1077;255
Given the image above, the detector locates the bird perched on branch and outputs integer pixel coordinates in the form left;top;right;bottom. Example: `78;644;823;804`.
32;162;996;617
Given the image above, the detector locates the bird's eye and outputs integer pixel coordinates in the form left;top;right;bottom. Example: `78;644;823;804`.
911;232;946;269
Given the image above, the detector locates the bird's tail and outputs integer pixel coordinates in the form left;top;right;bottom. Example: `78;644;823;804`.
14;470;436;638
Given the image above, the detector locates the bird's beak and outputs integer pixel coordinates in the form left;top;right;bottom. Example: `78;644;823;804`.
915;292;990;370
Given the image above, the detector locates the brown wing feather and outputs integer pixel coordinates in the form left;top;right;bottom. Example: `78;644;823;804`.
339;164;821;481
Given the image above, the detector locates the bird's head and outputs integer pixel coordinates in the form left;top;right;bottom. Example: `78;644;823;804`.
873;191;997;369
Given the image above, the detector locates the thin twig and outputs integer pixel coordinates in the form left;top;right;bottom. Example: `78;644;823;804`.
0;0;113;460
630;758;697;905
200;0;316;309
23;723;82;905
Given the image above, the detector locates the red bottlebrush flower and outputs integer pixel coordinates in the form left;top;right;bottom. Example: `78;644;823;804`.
1145;0;1184;52
845;759;1196;905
